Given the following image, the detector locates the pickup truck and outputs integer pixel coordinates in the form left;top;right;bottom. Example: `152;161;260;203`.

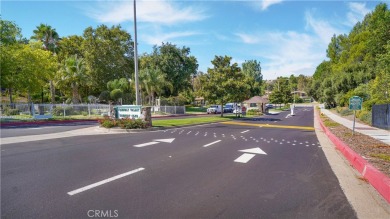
207;105;222;114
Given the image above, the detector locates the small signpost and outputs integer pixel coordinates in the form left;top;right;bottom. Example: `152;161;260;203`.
349;96;363;135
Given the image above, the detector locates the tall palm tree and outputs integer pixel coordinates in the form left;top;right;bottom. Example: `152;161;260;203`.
31;23;60;103
31;23;59;53
57;55;88;104
140;68;173;106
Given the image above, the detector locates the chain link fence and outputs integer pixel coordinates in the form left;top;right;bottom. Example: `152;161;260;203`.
151;106;186;114
0;103;111;120
1;103;186;120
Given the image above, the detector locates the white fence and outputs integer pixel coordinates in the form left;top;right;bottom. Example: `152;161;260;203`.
0;103;186;120
0;103;111;120
152;106;186;114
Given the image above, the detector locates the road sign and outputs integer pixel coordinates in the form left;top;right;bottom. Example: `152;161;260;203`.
349;96;362;110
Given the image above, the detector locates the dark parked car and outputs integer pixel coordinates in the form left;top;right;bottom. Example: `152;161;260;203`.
223;105;234;113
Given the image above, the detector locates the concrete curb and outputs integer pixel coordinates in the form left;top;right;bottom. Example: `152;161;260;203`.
317;110;390;203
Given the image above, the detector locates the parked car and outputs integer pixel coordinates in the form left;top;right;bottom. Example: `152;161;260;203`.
207;105;222;114
223;104;234;113
265;104;274;109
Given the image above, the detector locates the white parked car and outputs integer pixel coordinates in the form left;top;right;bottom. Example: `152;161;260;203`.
207;105;222;114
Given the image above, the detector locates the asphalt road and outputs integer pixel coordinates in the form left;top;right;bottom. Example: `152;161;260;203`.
1;107;357;218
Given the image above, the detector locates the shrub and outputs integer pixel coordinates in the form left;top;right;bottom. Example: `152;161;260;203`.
247;109;262;116
98;117;147;129
3;107;20;115
357;110;372;125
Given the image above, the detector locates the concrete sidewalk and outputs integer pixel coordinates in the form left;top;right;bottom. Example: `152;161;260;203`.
321;109;390;145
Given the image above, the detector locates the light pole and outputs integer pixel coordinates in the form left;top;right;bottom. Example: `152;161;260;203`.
133;0;140;105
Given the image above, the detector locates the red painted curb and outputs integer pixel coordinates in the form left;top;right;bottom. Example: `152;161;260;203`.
0;119;98;127
317;110;390;203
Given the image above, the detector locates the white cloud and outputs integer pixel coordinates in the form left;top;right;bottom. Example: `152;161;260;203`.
346;2;370;26
235;33;261;44
261;0;284;11
235;30;323;79
84;0;208;25
305;9;344;45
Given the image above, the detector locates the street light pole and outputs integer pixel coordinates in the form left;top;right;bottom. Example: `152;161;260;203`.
133;0;140;105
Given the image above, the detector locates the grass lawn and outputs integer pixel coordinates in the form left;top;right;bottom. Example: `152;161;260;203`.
152;116;232;127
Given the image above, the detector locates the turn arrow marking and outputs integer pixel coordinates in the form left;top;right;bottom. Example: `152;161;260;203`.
235;147;267;163
238;147;267;155
154;138;175;143
134;138;175;147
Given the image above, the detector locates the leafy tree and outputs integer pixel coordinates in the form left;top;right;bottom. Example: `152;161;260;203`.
106;78;134;104
242;60;263;96
2;44;56;105
141;43;198;96
31;23;61;103
31;23;59;53
201;55;250;116
82;24;134;94
57;35;84;63
0;19;22;45
139;67;173;106
57;55;88;104
110;89;124;104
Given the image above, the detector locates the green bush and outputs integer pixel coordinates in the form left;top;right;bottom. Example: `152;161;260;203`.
336;106;354;116
3;107;20;115
98;117;147;129
357;110;372;125
99;117;117;128
247;109;262;116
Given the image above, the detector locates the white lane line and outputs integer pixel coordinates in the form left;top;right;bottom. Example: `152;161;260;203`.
203;140;221;147
234;153;256;163
241;130;250;134
134;142;159;147
68;168;145;196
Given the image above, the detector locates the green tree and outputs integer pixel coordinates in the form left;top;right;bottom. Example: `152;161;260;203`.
57;55;88;104
141;43;198;96
82;24;134;94
106;78;134;104
242;60;263;96
31;23;61;103
2;44;56;106
139;67;173;106
0;19;22;45
201;55;250;117
57;35;84;63
31;23;59;53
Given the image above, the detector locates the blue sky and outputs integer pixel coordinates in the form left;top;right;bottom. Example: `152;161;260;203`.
1;0;383;79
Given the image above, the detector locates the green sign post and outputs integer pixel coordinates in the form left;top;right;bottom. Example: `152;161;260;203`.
349;96;363;135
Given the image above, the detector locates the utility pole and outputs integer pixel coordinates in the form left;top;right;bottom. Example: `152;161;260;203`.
133;0;140;105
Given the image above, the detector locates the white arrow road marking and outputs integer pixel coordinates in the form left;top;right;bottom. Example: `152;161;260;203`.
234;153;256;163
203;140;221;147
68;168;145;196
134;138;175;147
239;147;267;155
154;138;175;143
134;142;160;147
235;147;267;163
